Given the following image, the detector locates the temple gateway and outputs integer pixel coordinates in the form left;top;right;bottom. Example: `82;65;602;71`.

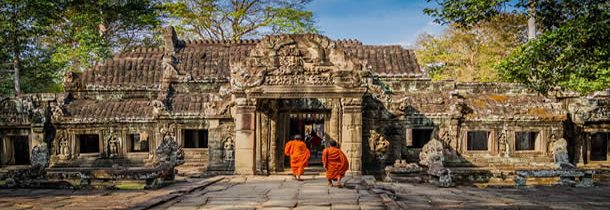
1;27;609;185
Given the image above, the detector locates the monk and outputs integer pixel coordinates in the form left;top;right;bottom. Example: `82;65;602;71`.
322;140;349;188
284;135;310;181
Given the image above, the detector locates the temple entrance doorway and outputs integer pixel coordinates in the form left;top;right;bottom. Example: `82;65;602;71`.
248;96;362;175
256;98;335;174
284;112;326;168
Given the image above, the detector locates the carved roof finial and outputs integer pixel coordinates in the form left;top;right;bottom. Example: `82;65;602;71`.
163;26;179;53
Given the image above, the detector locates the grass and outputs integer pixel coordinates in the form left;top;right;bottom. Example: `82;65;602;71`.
0;180;5;185
114;182;146;190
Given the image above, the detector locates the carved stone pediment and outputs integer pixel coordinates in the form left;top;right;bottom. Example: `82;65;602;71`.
569;97;610;124
230;34;367;90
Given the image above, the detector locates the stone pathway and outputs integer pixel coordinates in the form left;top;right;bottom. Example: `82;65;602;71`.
375;182;610;209
153;175;386;210
3;175;610;210
0;177;223;210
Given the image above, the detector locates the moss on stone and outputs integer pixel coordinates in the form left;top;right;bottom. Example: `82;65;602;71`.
114;182;146;190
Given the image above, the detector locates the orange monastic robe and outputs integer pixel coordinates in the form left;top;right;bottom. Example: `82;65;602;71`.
284;140;310;176
322;146;349;180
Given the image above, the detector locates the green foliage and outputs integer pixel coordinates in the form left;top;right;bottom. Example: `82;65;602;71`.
0;0;162;96
424;0;511;28
0;0;63;96
415;14;527;82
163;0;317;40
49;0;161;72
425;0;610;93
497;14;610;93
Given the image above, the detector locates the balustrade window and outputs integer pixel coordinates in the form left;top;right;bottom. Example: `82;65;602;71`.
515;132;537;151
78;134;100;153
467;131;489;151
183;129;208;148
128;134;149;152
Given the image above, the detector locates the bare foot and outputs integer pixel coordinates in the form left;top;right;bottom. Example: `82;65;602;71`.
336;184;343;188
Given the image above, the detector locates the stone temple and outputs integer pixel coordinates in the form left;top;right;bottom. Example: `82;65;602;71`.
0;27;608;187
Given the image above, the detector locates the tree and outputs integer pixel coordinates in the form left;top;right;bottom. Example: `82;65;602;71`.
162;0;317;40
415;14;527;82
1;0;162;96
497;13;610;93
49;0;161;72
0;0;63;96
424;0;610;93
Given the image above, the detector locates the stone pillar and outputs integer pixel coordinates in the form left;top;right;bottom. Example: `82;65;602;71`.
341;98;363;175
234;98;256;175
326;99;341;143
269;106;278;172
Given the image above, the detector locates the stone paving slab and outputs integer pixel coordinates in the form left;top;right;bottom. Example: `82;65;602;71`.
384;182;610;209
7;174;609;210
154;175;388;210
0;176;224;210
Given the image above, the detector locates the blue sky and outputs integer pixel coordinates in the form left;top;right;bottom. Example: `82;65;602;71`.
306;0;446;47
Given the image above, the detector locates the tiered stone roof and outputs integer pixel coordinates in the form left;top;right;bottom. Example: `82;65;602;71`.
63;100;155;123
69;34;422;91
463;94;566;121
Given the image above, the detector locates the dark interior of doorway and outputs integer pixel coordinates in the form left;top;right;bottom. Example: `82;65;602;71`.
591;132;609;161
284;116;325;168
12;136;30;165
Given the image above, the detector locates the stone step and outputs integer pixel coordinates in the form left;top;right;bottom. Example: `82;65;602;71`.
275;166;326;176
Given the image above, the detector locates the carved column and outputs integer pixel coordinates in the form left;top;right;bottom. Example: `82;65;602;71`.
326;99;341;143
341;97;363;175
234;98;256;175
268;101;278;172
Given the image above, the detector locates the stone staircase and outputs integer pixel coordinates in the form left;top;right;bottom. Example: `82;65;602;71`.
276;165;326;176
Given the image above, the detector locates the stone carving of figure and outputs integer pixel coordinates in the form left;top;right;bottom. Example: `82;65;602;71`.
419;138;444;167
59;138;71;160
223;136;235;161
50;103;64;122
31;142;49;167
498;128;509;158
155;127;185;167
369;130;390;161
107;134;120;158
553;137;575;169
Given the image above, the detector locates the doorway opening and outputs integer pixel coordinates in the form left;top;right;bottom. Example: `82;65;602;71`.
591;132;609;161
290;113;325;165
283;112;329;169
12;136;30;165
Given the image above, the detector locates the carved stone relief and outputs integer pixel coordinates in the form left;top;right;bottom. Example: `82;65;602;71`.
230;34;367;90
498;127;509;158
369;130;390;161
105;130;121;158
155;126;185;167
222;136;235;162
55;131;71;160
553;137;575;169
31;142;49;167
204;86;235;117
419;138;444;167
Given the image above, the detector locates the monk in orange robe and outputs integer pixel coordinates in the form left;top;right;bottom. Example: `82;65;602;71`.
322;140;349;187
284;135;310;181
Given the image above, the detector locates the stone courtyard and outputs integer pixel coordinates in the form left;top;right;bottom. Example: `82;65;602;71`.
2;175;610;210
